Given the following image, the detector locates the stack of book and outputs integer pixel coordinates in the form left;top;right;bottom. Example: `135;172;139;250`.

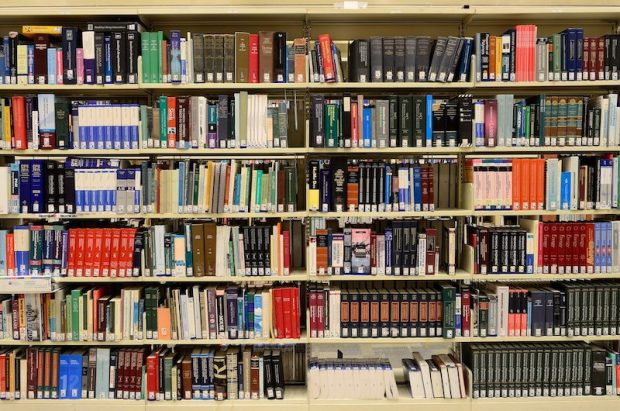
475;26;620;82
465;155;619;211
402;352;467;399
307;219;457;276
463;342;614;397
307;158;459;213
0;285;302;342
466;220;620;275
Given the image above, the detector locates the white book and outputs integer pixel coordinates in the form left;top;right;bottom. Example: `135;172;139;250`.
427;359;444;398
192;286;202;338
197;96;207;148
412;352;433;398
486;284;509;336
608;94;618;146
404;359;426;398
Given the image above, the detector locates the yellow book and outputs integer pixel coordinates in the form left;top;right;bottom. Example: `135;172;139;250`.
3;106;11;149
22;25;62;37
205;161;214;212
16;45;28;85
496;38;502;81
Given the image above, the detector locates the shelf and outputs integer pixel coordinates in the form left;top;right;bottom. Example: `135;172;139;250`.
0;211;307;220
0;336;305;346
472;209;620;216
472;146;620;154
53;272;309;283
470;396;620;411
308;209;472;219
306;147;472;155
309;335;620;344
3;399;145;411
474;80;620;89
306;82;474;90
470;272;620;281
309;271;470;281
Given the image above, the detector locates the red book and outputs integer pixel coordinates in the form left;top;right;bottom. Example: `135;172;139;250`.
583;37;591;80
351;100;359;148
122;228;137;277
596;37;605;80
565;224;573;273
93;228;104;277
26;348;36;399
67;229;76;276
507;289;516;336
118;228;130;277
421;166;429;211
92;287;105;339
84;228;95;277
557;223;566;272
75;229;86;277
146;350;159;401
292;287;300;338
316;289;324;338
34;34;49;84
483;99;497;146
6;233;14;276
0;351;6;395
370;233;377;273
427;165;435;211
515;25;523;81
282;287;294;338
134;350;144;399
11;96;27;149
249;34;259;83
55;49;63;84
101;229;113;277
282;230;291;275
425;228;437;275
317;34;336;82
541;223;550;273
570;223;578;273
549;223;559;274
578;224;587;273
166;96;177;148
272;288;285;339
110;229;122;277
115;348;125;399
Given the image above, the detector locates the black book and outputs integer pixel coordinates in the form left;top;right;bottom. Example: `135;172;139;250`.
111;31;126;84
398;96;413;148
273;32;287;83
438;36;460;82
217;95;229;147
204;34;215;82
213;35;225;83
310;95;325;147
45;161;57;213
405;37;417;82
480;33;490;81
192;33;205;83
62;27;80;84
331;157;347;212
63;167;75;214
447;38;464;82
413;95;426;147
348;40;370;82
388;96;399;147
126;31;140;84
54;97;70;149
457;94;473;146
591;346;607;395
271;350;284;399
428;36;447;82
415;36;433;81
320;165;332;212
394;36;406;82
94;32;105;84
382;37;395;82
444;101;458;147
223;34;235;83
369;37;383;82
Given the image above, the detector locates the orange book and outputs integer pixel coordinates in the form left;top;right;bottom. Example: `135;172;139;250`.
84;229;96;277
6;233;14;276
315;229;329;273
527;159;537;210
536;159;545;210
519;159;529;210
223;163;231;210
512;159;520;210
489;36;496;81
101;229;113;277
51;350;59;398
0;351;6;395
157;307;171;340
109;229;122;277
166;96;177;148
75;228;86;277
93;228;104;277
496;37;502;81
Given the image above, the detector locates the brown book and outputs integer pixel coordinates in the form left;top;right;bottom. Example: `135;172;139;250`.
223;34;235;83
204;34;216;82
177;96;190;147
214;34;225;83
258;31;274;83
34;34;49;84
191;224;206;277
26;347;36;399
115;348;125;399
130;349;140;399
50;349;59;399
152;108;160;147
43;348;51;398
235;32;250;83
181;355;192;400
293;38;307;83
203;222;217;276
250;352;260;399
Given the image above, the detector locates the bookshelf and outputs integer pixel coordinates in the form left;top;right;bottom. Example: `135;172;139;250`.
1;1;620;410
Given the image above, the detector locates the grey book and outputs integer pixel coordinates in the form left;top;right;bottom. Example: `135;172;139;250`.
370;37;383;82
192;33;205;82
437;36;459;82
405;36;417;82
428;36;447;82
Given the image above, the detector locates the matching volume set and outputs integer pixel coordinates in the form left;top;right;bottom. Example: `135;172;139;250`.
1;17;620;406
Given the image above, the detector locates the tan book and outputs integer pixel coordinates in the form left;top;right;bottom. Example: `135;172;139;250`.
205;161;214;212
258;31;274;83
235;32;250;83
293;38;307;83
191;224;206;277
203;222;217;276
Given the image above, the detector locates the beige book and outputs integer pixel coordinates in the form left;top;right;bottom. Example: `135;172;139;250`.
235;32;250;83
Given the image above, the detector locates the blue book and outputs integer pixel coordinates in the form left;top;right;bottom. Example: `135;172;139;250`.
233;173;241;206
183;223;193;276
606;222;612;272
560;172;571;210
413;166;422;212
18;160;31;213
67;353;83;399
61;230;69;275
113;105;123;149
0;45;5;85
104;35;113;84
254;293;263;337
236;296;244;336
0;230;6;275
594;222;602;273
362;105;372;148
42;227;53;274
27;44;34;84
454;292;462;333
456;38;472;82
384;165;392;207
59;353;71;398
3;36;10;83
425;95;433;147
576;28;584;79
170;31;181;83
130;105;140;149
47;48;56;84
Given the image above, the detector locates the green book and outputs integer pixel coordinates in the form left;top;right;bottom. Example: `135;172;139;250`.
439;284;456;339
255;169;263;210
71;288;83;341
149;32;159;84
284;166;297;211
261;173;270;211
158;96;168;147
552;34;562;81
54;97;70;149
156;31;164;83
270;163;278;210
524;105;531;141
141;32;151;83
163;353;174;399
65;295;72;340
324;103;338;148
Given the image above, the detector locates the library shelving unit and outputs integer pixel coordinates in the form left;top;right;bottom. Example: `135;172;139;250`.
2;2;620;411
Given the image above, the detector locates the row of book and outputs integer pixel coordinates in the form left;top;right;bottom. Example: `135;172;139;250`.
0;158;300;215
0;94;295;151
463;343;615;398
306;159;458;213
474;94;620;148
475;26;620;82
466;220;620;275
1;285;301;342
402;352;467;399
307;280;620;339
307;219;456;276
465;155;619;211
0;345;300;401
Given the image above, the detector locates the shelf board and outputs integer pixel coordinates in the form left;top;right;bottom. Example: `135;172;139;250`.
52;272;309;283
309;271;470;281
0;211;307;219
4;399;145;411
310;335;620;344
473;146;620;153
306;82;474;90
0;336;305;346
470;396;620;411
0;84;142;93
306;147;472;155
141;82;308;90
308;209;472;218
472;209;620;216
474;80;620;88
470;272;620;281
